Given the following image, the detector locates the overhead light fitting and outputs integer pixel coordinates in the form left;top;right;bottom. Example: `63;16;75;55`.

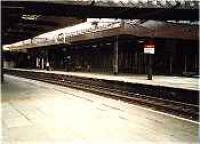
92;45;97;48
21;14;41;20
138;40;144;43
106;42;111;46
3;46;10;51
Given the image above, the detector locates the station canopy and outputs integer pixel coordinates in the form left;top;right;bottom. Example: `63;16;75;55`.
3;18;198;51
2;0;199;49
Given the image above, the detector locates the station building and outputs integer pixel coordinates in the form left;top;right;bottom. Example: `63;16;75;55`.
4;20;198;76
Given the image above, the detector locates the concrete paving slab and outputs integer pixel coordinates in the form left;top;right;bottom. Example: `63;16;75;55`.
3;117;32;129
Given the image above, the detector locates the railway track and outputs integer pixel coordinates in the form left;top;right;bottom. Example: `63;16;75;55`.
4;69;199;121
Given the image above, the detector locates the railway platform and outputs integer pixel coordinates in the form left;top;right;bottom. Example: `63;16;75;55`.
5;68;199;91
2;74;199;143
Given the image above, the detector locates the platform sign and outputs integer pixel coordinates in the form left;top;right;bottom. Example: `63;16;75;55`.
143;40;155;80
144;44;155;54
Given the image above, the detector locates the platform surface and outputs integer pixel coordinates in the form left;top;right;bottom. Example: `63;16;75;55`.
2;74;199;144
7;68;199;91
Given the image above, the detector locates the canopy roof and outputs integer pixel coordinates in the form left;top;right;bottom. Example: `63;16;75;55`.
4;19;198;51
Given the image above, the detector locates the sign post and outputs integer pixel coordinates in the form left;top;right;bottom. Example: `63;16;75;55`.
144;40;155;80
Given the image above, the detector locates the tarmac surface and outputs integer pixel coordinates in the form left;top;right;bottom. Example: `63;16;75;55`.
1;74;199;144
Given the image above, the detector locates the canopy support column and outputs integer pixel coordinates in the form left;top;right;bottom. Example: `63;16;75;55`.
113;36;119;75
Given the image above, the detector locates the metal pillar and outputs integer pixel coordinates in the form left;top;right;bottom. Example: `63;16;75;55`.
36;57;39;69
113;36;119;75
147;54;152;80
169;56;173;74
41;58;44;69
63;33;66;43
184;55;187;72
1;46;4;83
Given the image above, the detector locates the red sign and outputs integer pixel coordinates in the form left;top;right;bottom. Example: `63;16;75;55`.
144;40;155;54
